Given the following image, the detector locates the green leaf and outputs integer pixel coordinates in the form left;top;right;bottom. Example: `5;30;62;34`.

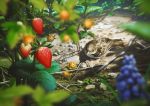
87;0;98;4
2;22;25;49
32;87;69;106
35;62;45;71
0;0;8;15
32;71;56;91
70;10;79;20
86;6;103;14
79;31;88;39
55;0;77;9
2;22;34;49
9;59;38;88
79;31;94;39
35;61;61;74
71;32;80;44
0;16;5;20
2;22;23;30
9;59;35;84
32;86;53;106
122;22;150;41
6;30;22;49
15;58;33;71
54;22;61;29
0;85;33;106
0;102;12;106
30;0;47;9
63;0;77;9
87;31;95;37
32;86;45;103
48;61;61;74
61;26;79;43
77;0;85;4
0;86;33;99
75;5;85;14
78;0;98;4
135;0;150;14
53;1;79;20
53;1;62;12
45;90;70;103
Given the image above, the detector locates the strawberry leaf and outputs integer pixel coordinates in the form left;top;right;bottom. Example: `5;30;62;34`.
32;71;56;91
35;61;61;74
60;26;79;44
2;22;24;49
48;61;61;74
9;59;56;91
30;0;47;9
15;58;33;72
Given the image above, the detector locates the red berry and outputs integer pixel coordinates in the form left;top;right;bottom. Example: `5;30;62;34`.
20;43;32;58
35;47;52;68
32;18;43;35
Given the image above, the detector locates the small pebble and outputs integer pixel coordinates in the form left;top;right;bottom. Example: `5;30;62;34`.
108;72;118;78
100;83;107;90
85;85;95;90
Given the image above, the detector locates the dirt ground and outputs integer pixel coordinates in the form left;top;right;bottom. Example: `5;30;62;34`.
52;12;150;72
50;13;150;104
52;13;135;70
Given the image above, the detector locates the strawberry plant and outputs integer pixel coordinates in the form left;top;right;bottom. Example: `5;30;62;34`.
0;0;105;104
1;0;150;106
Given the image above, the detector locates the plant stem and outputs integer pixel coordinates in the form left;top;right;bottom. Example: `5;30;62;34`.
83;0;88;18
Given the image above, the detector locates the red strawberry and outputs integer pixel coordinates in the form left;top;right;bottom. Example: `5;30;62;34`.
35;47;52;68
32;18;43;35
20;43;32;58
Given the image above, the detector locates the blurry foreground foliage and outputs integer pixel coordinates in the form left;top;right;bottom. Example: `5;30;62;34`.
0;85;70;106
123;0;150;41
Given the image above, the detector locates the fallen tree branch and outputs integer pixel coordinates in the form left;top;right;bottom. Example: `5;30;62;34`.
0;81;9;85
56;51;79;62
53;51;125;75
56;82;72;93
73;51;125;80
66;83;83;89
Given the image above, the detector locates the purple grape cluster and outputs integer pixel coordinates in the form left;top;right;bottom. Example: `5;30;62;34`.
122;55;136;66
116;55;146;101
